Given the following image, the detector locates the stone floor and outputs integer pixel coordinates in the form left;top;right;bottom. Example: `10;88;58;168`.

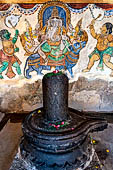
91;123;113;170
0;113;113;170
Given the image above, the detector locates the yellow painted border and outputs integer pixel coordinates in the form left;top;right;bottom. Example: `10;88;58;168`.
0;0;113;4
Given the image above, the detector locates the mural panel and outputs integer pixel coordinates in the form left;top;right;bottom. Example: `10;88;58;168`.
0;2;113;82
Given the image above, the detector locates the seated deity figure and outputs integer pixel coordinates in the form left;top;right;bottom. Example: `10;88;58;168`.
23;7;88;79
39;7;68;67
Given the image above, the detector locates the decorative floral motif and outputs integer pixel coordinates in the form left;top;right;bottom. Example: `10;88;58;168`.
37;110;41;113
106;149;110;153
95;166;99;169
53;70;59;74
67;4;89;14
92;140;96;144
90;137;97;145
45;71;63;78
48;121;69;130
0;4;41;16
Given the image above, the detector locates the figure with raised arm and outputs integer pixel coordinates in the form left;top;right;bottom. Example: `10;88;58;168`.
0;29;21;79
83;18;113;76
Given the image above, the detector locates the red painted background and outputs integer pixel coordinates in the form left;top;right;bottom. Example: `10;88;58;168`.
0;3;113;11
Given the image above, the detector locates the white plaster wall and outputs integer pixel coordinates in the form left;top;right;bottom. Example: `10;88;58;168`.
0;4;113;113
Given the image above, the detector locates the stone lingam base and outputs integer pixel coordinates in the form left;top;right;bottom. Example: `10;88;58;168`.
9;108;106;170
10;144;106;170
19;108;107;170
10;72;108;170
10;145;95;170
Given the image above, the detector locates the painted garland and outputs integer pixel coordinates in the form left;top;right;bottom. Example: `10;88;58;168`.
0;3;113;17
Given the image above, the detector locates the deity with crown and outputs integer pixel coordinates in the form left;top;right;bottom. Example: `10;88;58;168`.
39;7;68;67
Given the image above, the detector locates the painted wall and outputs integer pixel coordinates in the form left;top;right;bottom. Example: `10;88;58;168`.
0;2;113;113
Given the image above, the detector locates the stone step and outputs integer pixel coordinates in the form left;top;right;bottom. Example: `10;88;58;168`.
0;120;23;170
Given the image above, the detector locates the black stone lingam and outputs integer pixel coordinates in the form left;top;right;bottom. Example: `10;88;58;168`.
20;72;107;170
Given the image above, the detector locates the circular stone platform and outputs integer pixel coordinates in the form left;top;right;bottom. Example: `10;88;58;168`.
20;107;107;170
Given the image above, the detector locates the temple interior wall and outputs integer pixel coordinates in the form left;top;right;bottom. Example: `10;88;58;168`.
0;3;113;113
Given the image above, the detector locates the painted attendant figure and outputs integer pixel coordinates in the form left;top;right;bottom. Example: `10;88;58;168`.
83;18;113;76
0;29;21;79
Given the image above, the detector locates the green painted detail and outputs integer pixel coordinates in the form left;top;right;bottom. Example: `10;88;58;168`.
0;61;8;74
51;45;60;49
98;63;103;68
13;62;21;75
48;54;65;61
62;47;68;54
63;40;70;48
25;32;29;37
12;30;19;44
14;47;19;52
41;42;51;52
12;37;17;44
48;121;69;130
89;46;113;69
0;74;4;79
3;31;11;40
51;46;60;56
15;30;19;36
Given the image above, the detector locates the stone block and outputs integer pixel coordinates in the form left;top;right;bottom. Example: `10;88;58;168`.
0;121;22;170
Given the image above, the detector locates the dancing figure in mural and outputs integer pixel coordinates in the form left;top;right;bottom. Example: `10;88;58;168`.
83;18;113;76
0;29;21;79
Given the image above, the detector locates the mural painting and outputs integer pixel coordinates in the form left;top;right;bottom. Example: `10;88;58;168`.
82;17;113;76
0;2;113;81
0;28;21;79
21;1;88;79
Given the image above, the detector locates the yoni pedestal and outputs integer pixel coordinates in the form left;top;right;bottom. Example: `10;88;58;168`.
20;72;107;170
